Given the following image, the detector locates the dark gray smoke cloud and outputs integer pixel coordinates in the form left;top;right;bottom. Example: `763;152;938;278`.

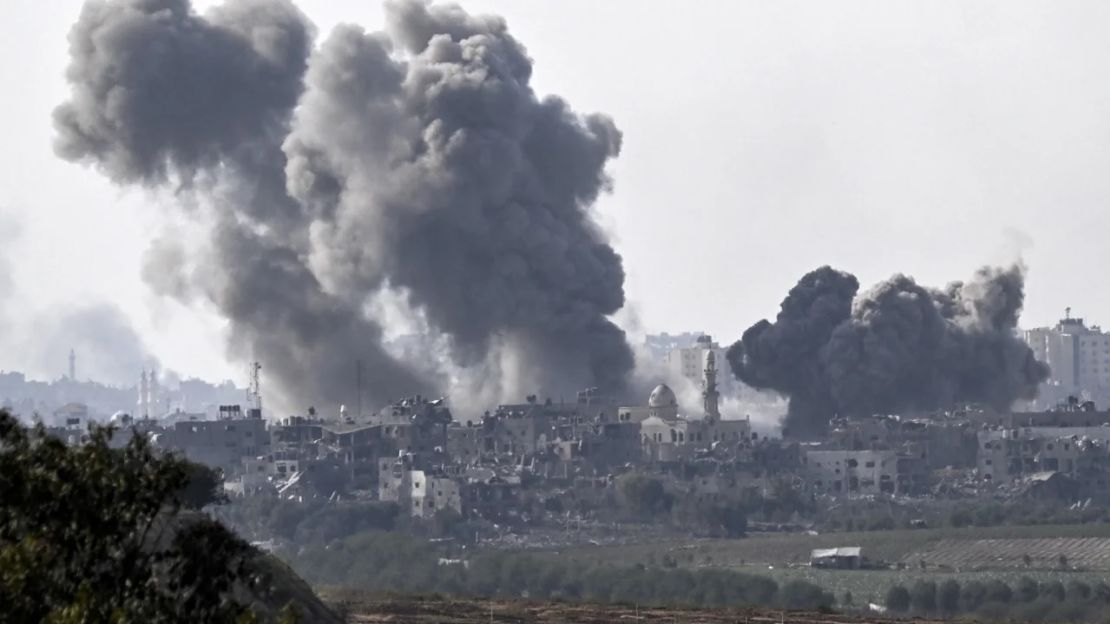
55;0;631;412
283;0;631;399
54;0;424;412
728;264;1050;438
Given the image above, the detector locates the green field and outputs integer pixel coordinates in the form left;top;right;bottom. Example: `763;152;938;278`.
540;524;1110;570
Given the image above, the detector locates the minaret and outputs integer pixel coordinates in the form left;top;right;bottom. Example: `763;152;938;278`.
703;350;721;423
68;349;76;382
138;370;149;419
149;368;160;416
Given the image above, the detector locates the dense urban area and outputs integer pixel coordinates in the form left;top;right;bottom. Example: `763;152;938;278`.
9;316;1110;621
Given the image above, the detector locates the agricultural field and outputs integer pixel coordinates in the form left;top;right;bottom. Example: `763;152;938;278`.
905;537;1110;570
540;523;1110;570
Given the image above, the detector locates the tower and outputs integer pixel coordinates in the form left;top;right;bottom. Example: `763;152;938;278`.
149;368;160;416
68;348;76;381
138;370;149;419
703;350;721;423
248;361;262;417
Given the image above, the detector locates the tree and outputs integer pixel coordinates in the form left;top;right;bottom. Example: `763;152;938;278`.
885;585;911;613
1066;580;1092;601
984;579;1012;603
960;580;986;612
779;580;833;610
616;474;673;518
705;501;748;538
1041;580;1066;602
1016;576;1039;602
0;410;271;622
937;579;960;614
910;580;937;614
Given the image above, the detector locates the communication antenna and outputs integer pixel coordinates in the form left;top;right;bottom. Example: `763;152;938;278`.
1066;306;1072;320
248;361;262;413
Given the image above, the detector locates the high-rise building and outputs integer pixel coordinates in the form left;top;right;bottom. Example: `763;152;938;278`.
1024;311;1110;406
665;334;737;395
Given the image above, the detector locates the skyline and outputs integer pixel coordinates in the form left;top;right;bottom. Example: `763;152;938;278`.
2;1;1110;389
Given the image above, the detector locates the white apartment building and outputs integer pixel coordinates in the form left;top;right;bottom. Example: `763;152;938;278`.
665;335;738;395
1024;314;1110;406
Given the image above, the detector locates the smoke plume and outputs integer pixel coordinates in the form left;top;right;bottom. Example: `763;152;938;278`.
728;264;1050;438
0;214;157;385
54;0;630;413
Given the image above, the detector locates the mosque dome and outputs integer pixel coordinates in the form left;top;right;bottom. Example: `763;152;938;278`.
648;384;677;409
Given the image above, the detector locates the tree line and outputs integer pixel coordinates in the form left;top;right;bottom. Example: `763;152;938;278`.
291;530;835;612
885;576;1110;623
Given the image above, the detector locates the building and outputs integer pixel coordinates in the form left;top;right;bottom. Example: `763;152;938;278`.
665;334;738;395
803;448;927;495
1024;313;1110;406
640;352;751;462
978;428;1110;485
153;407;269;474
644;331;707;361
53;402;88;429
378;454;462;518
810;547;863;569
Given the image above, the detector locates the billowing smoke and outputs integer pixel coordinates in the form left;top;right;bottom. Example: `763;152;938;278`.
728;264;1050;438
54;0;630;414
25;304;159;386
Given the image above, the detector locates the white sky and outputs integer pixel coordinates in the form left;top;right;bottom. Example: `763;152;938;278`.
2;0;1110;384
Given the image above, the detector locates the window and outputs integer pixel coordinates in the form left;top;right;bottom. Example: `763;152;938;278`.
865;461;875;468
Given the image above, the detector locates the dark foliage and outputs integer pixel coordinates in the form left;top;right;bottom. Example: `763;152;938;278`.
0;410;281;622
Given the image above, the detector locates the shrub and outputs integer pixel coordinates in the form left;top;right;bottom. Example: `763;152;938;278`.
885;585;911;613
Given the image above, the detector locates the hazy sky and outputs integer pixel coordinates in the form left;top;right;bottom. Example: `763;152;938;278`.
2;0;1110;385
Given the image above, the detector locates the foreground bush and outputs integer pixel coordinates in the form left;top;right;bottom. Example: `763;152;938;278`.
0;410;293;623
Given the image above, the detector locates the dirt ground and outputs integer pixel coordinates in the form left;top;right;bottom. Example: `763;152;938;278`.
343;596;928;624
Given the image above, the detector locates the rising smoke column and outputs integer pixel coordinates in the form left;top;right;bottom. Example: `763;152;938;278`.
282;0;633;399
53;0;426;411
728;264;1049;438
54;0;632;411
727;267;859;437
